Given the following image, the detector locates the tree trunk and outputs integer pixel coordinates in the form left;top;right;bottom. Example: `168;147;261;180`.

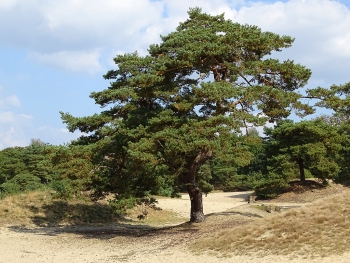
298;159;305;181
187;184;205;223
180;149;212;223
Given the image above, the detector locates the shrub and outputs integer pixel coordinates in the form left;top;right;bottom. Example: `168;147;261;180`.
0;173;42;193
50;179;80;200
108;197;137;215
253;172;290;198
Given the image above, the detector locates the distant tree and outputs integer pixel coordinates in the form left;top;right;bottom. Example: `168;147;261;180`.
60;8;313;222
1;173;42;194
265;120;343;183
23;139;53;184
0;147;28;184
48;144;94;199
239;128;268;175
198;135;255;192
307;82;350;182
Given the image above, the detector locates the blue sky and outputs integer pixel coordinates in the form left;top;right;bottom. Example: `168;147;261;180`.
1;0;350;149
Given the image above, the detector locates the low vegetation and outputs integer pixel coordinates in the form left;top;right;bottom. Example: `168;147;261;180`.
0;190;184;227
1;180;350;259
192;186;350;258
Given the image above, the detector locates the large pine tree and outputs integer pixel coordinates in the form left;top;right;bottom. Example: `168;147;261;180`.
61;8;313;222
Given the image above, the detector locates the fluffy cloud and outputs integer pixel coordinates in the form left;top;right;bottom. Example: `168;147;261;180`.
0;86;80;149
0;113;34;149
36;125;83;145
0;115;81;149
0;127;27;149
0;86;21;108
1;0;349;82
229;0;350;86
29;50;104;74
0;0;164;52
0;111;15;123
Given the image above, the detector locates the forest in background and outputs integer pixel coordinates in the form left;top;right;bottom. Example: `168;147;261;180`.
1;114;350;210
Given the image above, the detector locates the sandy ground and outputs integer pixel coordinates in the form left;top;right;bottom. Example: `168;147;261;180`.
1;191;350;263
156;191;252;218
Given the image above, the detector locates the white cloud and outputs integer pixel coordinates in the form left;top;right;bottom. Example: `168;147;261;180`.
0;0;17;10
0;1;164;51
5;95;21;107
0;0;245;74
0;111;15;123
59;128;70;133
0;113;35;149
9;2;350;85
36;125;82;145
19;114;34;119
229;0;350;86
29;50;104;74
0;87;21;108
1;0;348;81
0;121;82;150
0;127;28;149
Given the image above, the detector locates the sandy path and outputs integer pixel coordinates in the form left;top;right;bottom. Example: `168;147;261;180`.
156;191;252;218
1;192;349;263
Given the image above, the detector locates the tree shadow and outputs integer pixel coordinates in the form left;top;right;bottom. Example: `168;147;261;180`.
226;192;253;200
7;201;199;240
7;220;199;240
206;211;263;219
26;200;118;227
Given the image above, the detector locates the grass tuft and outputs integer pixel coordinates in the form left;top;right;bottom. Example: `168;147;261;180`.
191;189;350;257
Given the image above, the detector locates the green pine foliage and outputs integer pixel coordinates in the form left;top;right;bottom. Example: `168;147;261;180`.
59;8;314;217
0;147;28;184
265;120;343;183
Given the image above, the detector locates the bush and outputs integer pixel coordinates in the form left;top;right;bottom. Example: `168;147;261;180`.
50;179;80;200
0;173;42;193
0;182;20;195
253;172;290;198
108;197;137;215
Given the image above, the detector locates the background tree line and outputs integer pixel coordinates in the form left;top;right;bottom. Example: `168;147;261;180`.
1;113;350;201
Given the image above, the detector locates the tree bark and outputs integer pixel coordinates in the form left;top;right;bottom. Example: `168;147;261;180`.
298;158;305;181
180;149;212;223
187;184;205;222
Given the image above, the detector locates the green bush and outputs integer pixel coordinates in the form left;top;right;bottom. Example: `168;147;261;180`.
253;172;290;198
1;173;42;193
108;197;137;215
50;179;80;200
0;182;20;194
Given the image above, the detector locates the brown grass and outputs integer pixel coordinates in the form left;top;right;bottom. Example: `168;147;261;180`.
125;204;186;226
192;189;350;258
0;191;183;227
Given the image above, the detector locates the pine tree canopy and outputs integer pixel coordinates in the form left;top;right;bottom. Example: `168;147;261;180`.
60;8;314;221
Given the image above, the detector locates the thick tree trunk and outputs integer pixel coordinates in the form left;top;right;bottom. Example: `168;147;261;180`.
298;159;305;181
187;184;205;223
180;149;212;223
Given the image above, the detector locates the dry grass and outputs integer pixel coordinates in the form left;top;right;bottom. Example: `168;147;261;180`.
0;191;118;226
0;191;183;227
3;184;350;259
125;204;186;226
192;189;350;258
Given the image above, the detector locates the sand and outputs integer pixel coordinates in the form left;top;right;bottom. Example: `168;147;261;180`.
1;191;350;263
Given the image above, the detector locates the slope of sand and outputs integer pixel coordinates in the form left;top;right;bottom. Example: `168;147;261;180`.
1;191;349;263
